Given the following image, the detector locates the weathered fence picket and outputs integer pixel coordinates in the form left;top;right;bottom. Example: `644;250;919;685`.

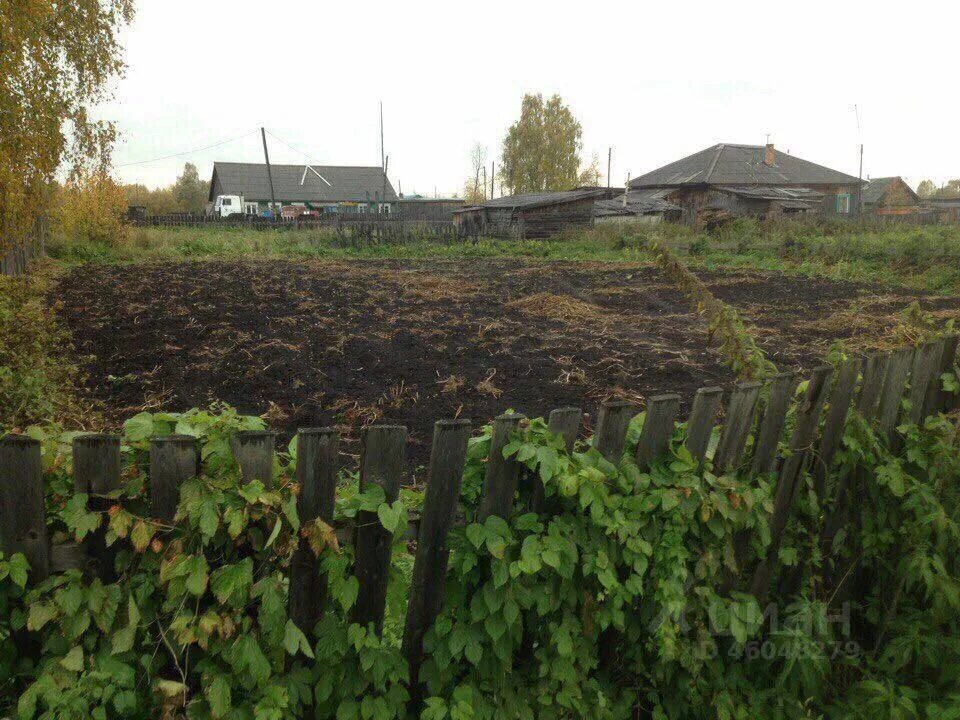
814;357;861;496
352;425;406;634
478;413;525;522
684;387;723;462
0;436;49;581
715;382;761;471
594;400;637;463
533;408;582;513
289;428;340;634
402;419;471;697
231;431;275;487
635;394;681;469
750;365;833;604
150;435;198;522
73;434;122;495
0;336;956;702
751;372;797;476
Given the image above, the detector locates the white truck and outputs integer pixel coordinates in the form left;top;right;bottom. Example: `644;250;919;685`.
212;194;245;218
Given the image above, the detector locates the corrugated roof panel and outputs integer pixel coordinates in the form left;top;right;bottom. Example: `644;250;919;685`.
212;162;397;202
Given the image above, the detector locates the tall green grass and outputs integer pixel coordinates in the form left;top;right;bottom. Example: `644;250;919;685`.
45;219;960;293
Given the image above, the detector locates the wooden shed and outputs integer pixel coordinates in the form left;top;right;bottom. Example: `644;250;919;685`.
862;177;923;217
453;189;605;239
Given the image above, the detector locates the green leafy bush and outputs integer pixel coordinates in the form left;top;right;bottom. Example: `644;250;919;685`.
2;387;960;719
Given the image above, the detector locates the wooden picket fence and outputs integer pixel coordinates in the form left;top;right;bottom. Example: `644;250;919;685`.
0;218;47;277
0;336;958;692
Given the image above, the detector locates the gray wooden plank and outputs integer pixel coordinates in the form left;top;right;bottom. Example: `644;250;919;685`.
635;394;681;469
750;372;797;476
684;387;723;462
714;382;762;472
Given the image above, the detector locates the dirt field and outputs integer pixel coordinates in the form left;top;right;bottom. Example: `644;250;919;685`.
55;259;960;466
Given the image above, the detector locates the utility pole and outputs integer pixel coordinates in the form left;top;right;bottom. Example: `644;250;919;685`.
491;161;495;199
380;102;387;214
261;127;277;214
384;156;390;214
607;147;612;190
482;165;487;201
858;143;864;220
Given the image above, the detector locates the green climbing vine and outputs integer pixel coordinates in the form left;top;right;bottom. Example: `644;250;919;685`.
1;365;959;719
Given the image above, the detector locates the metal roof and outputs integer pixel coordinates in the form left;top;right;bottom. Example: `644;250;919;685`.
595;188;680;216
455;188;606;213
715;185;824;204
398;196;464;203
630;144;862;188
861;177;919;206
210;162;398;203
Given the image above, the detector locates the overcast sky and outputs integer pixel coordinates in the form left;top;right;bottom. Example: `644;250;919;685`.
104;0;959;195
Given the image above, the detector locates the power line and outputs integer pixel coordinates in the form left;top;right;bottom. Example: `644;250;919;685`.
113;130;258;167
264;129;324;165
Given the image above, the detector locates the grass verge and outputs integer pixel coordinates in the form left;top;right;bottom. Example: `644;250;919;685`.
0;264;97;431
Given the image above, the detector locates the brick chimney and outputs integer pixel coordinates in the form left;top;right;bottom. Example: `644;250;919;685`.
764;143;776;166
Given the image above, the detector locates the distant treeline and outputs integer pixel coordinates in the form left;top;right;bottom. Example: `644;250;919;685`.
122;162;208;215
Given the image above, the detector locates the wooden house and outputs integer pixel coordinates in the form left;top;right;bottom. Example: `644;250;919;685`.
208;162;397;215
629;143;863;228
861;177;923;217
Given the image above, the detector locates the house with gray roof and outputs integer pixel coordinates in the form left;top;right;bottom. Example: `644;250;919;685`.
861;177;922;217
208;161;397;215
629;143;863;228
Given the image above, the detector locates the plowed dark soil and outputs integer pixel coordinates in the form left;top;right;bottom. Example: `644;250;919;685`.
54;259;960;467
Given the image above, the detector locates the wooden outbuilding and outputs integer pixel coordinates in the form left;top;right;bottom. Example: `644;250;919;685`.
453;189;605;239
861;177;923;217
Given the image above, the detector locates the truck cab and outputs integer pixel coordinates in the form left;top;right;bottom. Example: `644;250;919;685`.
213;195;244;218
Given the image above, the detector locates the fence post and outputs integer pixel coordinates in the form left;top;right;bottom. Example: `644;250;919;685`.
750;372;797;476
531;408;582;513
684;387;723;463
478;413;525;522
635;394;681;470
714;382;761;472
231;431;275;488
548;407;582;454
750;365;832;604
289;428;340;635
820;352;891;576
813;357;861;498
352;425;407;635
402;419;471;697
876;348;914;440
73;434;122;495
928;334;959;414
0;436;49;581
73;434;121;580
149;435;198;522
905;340;944;426
856;352;890;417
593;400;636;464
